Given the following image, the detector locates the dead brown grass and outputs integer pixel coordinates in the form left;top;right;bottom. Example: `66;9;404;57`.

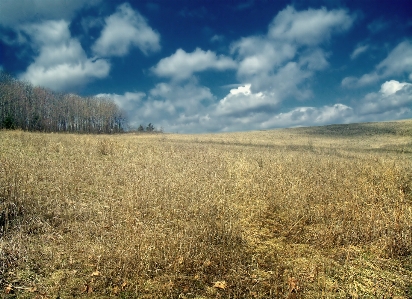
1;120;412;298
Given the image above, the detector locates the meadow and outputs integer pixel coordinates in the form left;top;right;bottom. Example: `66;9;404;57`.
1;120;412;298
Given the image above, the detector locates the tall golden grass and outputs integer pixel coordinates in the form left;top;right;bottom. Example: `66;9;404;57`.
1;120;412;298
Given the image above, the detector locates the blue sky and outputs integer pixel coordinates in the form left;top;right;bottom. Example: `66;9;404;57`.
1;0;411;133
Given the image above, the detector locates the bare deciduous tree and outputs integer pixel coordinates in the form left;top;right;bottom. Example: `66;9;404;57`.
0;71;126;133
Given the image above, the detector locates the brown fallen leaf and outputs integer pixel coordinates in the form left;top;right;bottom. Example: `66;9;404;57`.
213;281;227;289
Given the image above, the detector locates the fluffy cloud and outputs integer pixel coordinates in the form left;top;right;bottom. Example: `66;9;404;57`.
100;82;215;131
380;80;410;96
260;104;354;129
299;48;329;70
231;6;352;101
343;40;412;87
232;38;320;98
210;80;412;132
204;84;355;132
215;84;280;117
0;0;99;46
6;2;161;90
233;38;296;77
101;79;412;133
148;81;215;115
151;48;237;81
0;0;101;27
357;80;412;115
268;6;354;45
96;92;145;114
19;20;110;91
92;3;160;57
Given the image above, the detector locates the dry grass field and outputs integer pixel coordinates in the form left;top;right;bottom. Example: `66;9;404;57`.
1;119;412;298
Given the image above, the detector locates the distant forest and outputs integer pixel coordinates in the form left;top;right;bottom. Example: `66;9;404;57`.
0;71;126;133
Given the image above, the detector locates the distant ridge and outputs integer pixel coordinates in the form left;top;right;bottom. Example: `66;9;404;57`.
286;119;412;137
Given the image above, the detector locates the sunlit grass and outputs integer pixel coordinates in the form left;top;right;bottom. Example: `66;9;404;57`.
1;120;412;298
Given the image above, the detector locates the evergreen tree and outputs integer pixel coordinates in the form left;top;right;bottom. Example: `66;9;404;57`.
146;123;155;132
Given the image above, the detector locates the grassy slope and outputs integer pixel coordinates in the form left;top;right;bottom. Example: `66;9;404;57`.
1;119;412;298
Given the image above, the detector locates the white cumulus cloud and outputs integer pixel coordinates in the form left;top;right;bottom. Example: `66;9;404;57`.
151;48;237;81
215;84;280;117
357;80;412;115
96;92;146;113
299;48;329;70
268;6;354;45
92;3;160;57
19;20;110;91
149;81;215;115
231;5;353;101
380;80;410;96
210;79;412;132
102;79;412;133
261;104;354;129
233;38;296;77
100;81;215;131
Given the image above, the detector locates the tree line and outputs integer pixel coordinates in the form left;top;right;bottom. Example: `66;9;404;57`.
0;71;126;133
135;123;163;133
